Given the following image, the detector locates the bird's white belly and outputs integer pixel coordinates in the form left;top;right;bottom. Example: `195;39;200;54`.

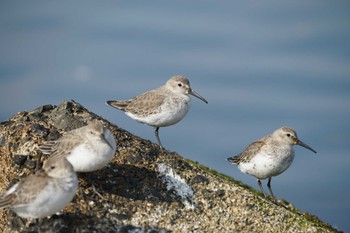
68;143;114;172
238;152;294;179
12;180;77;219
126;100;190;127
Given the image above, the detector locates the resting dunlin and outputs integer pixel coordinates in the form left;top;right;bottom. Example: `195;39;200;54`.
227;126;316;200
0;157;78;220
106;75;208;148
39;119;117;172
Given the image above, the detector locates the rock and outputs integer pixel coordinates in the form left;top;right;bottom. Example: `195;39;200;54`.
191;174;210;185
12;155;27;167
0;132;5;146
33;104;55;114
0;100;339;233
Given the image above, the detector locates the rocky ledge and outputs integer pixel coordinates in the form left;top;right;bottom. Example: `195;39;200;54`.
0;100;339;233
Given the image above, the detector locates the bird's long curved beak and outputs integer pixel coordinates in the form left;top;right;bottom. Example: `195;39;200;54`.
297;140;317;153
189;89;208;104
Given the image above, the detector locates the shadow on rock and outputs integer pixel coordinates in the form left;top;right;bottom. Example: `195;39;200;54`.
79;163;178;203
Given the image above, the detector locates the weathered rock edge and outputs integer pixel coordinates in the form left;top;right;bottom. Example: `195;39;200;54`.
0;100;339;233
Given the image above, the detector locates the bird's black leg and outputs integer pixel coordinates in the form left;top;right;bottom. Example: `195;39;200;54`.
267;177;276;200
154;127;163;149
257;179;267;198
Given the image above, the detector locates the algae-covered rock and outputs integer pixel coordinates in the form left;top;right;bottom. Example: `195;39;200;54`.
0;100;339;233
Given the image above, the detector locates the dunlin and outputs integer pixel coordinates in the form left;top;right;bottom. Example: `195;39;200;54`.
106;75;208;148
227;126;316;200
39;119;117;172
0;157;78;219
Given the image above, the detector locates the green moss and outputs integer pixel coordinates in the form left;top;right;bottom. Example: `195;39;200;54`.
299;211;339;232
185;158;260;194
184;158;339;232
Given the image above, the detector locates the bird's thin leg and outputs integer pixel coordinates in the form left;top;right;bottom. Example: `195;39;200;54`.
267;177;276;200
154;127;163;149
257;179;267;198
91;182;106;200
81;173;107;200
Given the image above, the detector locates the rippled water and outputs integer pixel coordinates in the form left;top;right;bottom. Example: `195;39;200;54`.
1;1;349;231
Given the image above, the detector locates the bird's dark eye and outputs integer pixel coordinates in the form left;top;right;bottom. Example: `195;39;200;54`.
51;165;56;170
286;133;291;137
178;83;182;87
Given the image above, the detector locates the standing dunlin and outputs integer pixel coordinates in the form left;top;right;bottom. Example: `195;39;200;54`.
227;126;316;200
0;157;78;220
106;75;208;148
39;119;117;172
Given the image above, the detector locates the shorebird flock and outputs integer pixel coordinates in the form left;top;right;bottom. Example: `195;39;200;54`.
0;75;316;231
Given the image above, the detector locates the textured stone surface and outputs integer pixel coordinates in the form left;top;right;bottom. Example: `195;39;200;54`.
0;100;339;233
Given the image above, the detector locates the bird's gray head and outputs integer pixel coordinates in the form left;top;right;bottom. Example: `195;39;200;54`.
276;127;317;153
166;75;208;104
86;119;116;150
166;75;191;93
86;119;105;139
88;119;104;132
43;157;75;178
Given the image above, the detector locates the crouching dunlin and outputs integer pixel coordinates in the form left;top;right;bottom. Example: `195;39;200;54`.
106;75;208;149
227;126;316;200
0;157;78;221
39;119;117;172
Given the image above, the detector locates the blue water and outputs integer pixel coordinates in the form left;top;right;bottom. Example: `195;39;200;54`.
1;1;349;231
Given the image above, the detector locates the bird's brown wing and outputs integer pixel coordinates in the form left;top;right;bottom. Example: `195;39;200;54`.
107;88;167;116
39;130;84;158
227;141;266;164
0;170;50;207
